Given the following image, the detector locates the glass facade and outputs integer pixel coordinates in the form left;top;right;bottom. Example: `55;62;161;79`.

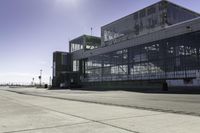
61;53;68;65
83;31;200;82
71;43;83;52
85;36;101;50
167;4;199;25
70;37;84;52
101;1;167;45
53;0;200;88
101;1;199;47
73;60;79;72
70;35;101;52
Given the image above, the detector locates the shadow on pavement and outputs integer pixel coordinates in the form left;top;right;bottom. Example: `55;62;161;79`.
137;87;200;95
50;87;200;95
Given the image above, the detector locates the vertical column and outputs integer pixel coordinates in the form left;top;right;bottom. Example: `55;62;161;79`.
159;40;167;79
127;48;131;80
101;55;104;82
83;35;86;51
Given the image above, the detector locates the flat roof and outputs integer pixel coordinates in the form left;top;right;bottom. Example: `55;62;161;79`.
53;51;68;54
70;34;100;43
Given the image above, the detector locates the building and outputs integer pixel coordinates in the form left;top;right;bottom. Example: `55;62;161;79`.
53;0;200;89
52;51;80;88
52;35;101;88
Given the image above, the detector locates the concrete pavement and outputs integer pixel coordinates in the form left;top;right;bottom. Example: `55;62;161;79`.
4;87;200;116
0;87;200;133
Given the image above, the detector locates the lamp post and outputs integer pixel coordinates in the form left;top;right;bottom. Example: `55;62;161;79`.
39;69;42;87
91;27;93;36
32;78;35;86
49;76;52;86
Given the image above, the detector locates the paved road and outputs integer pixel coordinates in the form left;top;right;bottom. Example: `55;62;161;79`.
0;87;200;133
3;87;200;116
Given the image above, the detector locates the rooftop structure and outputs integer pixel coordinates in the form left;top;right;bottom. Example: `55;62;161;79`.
69;35;101;53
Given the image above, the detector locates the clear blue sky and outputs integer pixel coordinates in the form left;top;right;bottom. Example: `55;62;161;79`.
0;0;199;84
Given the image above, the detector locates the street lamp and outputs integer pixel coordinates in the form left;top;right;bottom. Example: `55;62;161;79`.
39;69;42;87
32;78;35;86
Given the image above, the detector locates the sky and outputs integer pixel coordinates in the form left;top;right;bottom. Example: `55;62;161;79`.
0;0;199;85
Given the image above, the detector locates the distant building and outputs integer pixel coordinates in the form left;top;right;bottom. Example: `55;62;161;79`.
53;0;200;89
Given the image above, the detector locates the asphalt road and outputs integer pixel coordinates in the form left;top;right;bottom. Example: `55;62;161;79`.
1;86;200;133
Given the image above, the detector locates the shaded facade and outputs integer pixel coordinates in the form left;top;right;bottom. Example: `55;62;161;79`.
52;52;75;87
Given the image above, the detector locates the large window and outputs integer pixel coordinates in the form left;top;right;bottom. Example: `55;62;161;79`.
70;43;83;52
70;37;84;52
101;3;166;46
83;31;200;82
61;53;67;65
73;60;79;72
